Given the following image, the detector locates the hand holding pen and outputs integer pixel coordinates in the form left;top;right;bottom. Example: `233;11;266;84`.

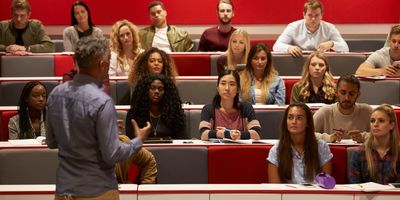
331;128;345;142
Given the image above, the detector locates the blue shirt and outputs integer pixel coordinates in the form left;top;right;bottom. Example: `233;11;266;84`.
248;75;286;105
46;74;142;196
267;139;333;184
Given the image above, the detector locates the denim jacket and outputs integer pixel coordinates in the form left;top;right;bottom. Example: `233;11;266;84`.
248;75;286;105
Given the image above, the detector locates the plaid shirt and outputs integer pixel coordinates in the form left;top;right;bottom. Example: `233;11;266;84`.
349;145;400;184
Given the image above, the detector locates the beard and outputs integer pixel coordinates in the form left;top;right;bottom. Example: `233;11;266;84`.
339;100;355;110
219;17;232;25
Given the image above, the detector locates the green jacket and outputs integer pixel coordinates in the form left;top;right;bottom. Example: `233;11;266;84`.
0;19;54;53
139;25;193;52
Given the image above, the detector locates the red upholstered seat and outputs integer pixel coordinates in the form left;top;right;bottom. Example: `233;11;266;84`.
127;163;140;183
170;54;211;76
54;55;75;76
0;111;18;141
283;78;299;104
329;146;348;184
208;145;270;183
250;39;276;49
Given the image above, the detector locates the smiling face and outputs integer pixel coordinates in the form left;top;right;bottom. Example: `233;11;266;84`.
370;110;395;138
308;56;327;79
147;52;164;74
286;106;307;135
148;79;165;104
27;84;47;111
251;50;268;72
217;74;238;100
73;5;88;25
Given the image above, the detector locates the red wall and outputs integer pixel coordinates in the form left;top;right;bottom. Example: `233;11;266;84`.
0;0;399;25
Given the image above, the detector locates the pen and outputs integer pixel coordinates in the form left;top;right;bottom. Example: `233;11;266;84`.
285;184;297;189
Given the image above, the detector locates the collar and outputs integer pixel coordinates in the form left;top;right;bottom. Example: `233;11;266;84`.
73;74;103;88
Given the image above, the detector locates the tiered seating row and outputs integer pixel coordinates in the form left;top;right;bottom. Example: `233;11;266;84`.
0;52;371;77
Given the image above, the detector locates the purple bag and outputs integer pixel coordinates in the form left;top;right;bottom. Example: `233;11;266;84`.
315;172;336;189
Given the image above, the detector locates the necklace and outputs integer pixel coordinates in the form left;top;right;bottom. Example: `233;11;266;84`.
150;115;161;136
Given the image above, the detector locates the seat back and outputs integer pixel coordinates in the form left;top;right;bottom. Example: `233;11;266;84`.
358;80;400;105
327;54;366;76
170;54;211;76
176;79;217;104
0;111;18;141
346;39;386;52
329;146;348;184
272;54;306;76
54;55;75;76
1;56;55;77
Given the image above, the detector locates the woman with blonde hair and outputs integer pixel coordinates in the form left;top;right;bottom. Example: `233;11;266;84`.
240;43;285;105
290;51;336;104
216;29;250;75
349;104;400;184
109;19;143;76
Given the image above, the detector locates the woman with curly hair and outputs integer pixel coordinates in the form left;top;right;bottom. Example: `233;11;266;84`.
290;51;336;104
127;47;178;86
239;43;285;104
199;69;261;141
125;74;185;139
8;81;47;139
63;1;103;51
109;19;143;76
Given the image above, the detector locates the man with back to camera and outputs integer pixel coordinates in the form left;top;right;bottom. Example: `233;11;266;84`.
139;1;193;52
0;0;54;55
46;37;152;199
273;0;348;57
198;0;236;52
356;24;400;77
313;75;372;143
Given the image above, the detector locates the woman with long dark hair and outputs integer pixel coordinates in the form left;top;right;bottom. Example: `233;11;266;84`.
63;0;103;51
267;103;332;183
199;69;261;141
125;74;185;139
8;81;47;139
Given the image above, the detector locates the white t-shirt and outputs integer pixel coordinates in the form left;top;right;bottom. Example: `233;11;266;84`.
152;27;171;53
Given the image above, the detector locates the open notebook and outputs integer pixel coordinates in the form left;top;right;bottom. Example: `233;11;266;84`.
8;136;46;145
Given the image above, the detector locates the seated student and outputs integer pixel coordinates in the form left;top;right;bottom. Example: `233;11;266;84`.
8;81;47;139
109;19;143;76
267;103;333;184
216;28;250;75
239;43;285;105
272;0;348;57
125;74;185;139
290;51;336;104
63;1;103;52
349;104;400;185
356;24;400;77
199;69;261;141
0;0;54;54
128;47;178;86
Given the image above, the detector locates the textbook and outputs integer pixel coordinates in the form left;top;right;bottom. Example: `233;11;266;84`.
8;136;46;146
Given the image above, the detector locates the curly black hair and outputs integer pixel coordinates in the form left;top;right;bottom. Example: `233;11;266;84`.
17;81;47;139
128;74;185;138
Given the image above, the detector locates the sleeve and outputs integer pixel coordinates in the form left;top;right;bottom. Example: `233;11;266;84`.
63;27;74;52
365;51;381;68
125;108;135;139
241;103;261;139
273;77;286;104
329;25;349;52
348;147;362;183
273;24;294;52
199;104;217;138
267;144;279;166
8;116;19;140
290;83;301;104
318;140;333;166
314;132;333;143
216;55;226;75
0;24;5;51
97;100;141;166
198;31;208;52
182;31;194;52
29;21;54;53
93;27;103;38
109;52;118;76
313;108;326;133
45;97;58;149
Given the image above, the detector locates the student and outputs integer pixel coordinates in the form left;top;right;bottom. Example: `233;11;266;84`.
0;0;54;54
198;0;236;52
125;74;185;139
216;29;250;75
290;51;336;104
240;43;285;105
199;69;261;141
109;19;143;76
349;104;400;184
63;0;103;51
8;81;47;139
267;103;333;183
128;47;178;86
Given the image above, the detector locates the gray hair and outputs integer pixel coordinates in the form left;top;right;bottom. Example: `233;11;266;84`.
74;37;109;70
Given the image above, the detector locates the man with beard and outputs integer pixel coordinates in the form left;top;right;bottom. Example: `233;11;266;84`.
356;25;400;77
273;0;348;57
198;0;236;52
313;75;372;143
139;1;193;52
